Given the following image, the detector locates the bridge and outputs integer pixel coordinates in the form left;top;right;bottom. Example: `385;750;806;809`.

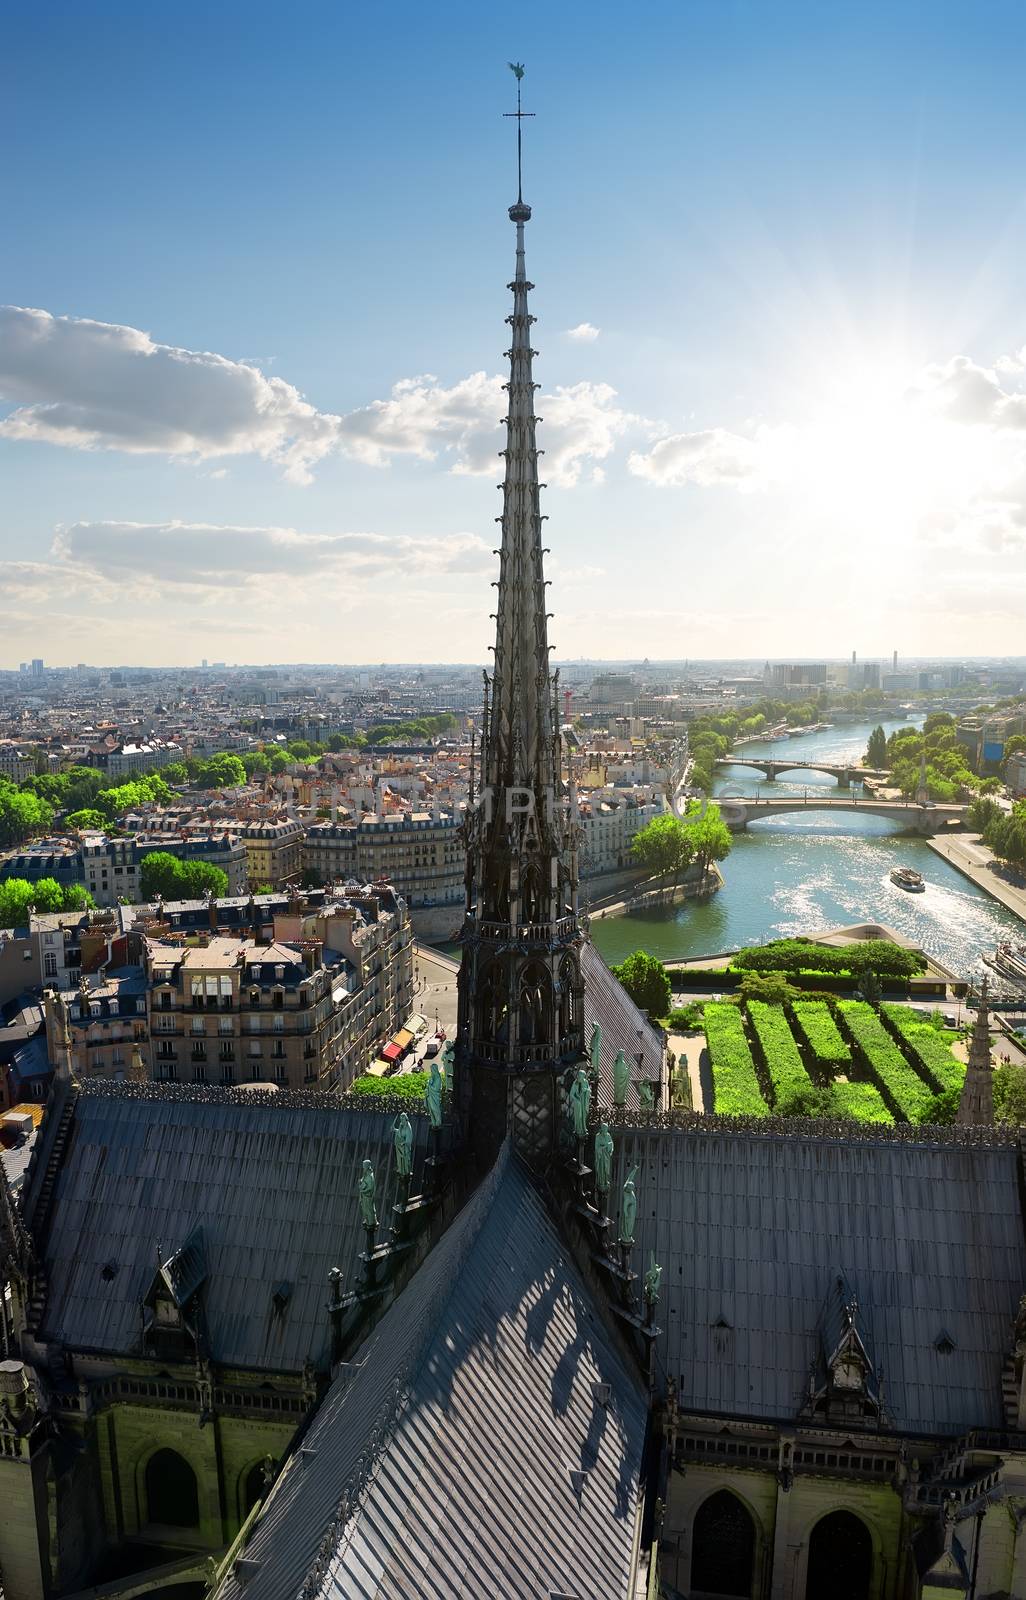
716;757;891;785
719;794;968;834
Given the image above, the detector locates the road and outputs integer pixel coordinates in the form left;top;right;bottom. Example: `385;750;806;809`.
926;833;1026;924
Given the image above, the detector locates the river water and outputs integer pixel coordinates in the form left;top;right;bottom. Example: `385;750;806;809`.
588;717;1024;978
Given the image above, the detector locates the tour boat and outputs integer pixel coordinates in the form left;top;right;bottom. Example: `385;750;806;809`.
984;943;1026;985
890;866;926;892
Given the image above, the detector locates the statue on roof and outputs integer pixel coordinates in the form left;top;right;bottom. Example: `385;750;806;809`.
440;1039;455;1091
644;1251;662;1308
568;1066;591;1139
425;1060;444;1129
613;1049;629;1107
589;1022;602;1082
594;1122;614;1196
619;1164;639;1245
358;1160;378;1229
393;1112;413;1177
639;1076;655;1111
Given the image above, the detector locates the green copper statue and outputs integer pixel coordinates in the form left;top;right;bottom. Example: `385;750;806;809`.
594;1122;614;1195
425;1059;444;1129
613;1049;629;1107
358;1159;378;1229
644;1250;662;1307
589;1022;602;1080
568;1066;592;1139
393;1112;413;1177
440;1040;455;1093
619;1163;639;1245
639;1076;655;1111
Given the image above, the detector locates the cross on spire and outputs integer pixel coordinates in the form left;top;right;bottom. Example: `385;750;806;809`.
504;62;534;204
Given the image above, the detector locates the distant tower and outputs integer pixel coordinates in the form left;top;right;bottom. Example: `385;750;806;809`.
956;978;994;1125
893;649;898;673
914;752;930;806
456;67;584;1161
852;650;857;665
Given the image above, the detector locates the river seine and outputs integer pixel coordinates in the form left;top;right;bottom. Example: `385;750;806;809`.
588;718;1025;977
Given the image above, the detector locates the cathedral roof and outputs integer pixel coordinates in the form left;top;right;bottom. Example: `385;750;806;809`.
582;938;664;1105
213;1145;647;1600
31;1083;426;1373
610;1122;1026;1435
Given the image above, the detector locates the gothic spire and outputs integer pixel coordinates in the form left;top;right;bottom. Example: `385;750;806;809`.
485;68;555;798
956;977;994;1126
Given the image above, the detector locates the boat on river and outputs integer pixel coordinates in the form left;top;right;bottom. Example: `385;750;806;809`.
890;866;925;892
984;943;1026;985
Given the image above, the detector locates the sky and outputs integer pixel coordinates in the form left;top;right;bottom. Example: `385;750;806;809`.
4;0;1026;667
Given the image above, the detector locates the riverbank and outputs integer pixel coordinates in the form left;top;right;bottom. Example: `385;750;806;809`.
926;834;1026;925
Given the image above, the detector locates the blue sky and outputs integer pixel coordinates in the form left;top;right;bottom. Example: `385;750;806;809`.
4;0;1026;665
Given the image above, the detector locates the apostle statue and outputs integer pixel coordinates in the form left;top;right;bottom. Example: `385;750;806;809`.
440;1040;455;1093
358;1159;378;1229
593;1122;614;1196
589;1022;602;1082
425;1059;444;1129
644;1251;662;1307
393;1112;413;1177
619;1163;639;1245
568;1066;592;1139
639;1076;655;1111
613;1049;629;1107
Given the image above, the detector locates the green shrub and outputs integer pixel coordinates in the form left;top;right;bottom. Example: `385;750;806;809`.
348;1071;428;1101
668;1002;704;1031
746;1002;813;1109
828;1080;892;1124
704;1004;767;1117
994;1063;1026;1125
791;1002;852;1071
836;1002;934;1121
732;938;925;980
880;1004;965;1095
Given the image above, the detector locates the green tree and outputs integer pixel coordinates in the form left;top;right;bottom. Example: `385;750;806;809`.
139;851;185;899
162;762;189;783
630;813;695;893
738;971;800;1006
968;796;1002;832
995;1063;1026;1124
866;725;888;768
181;861;229;898
64;808;106;830
0;781;55;845
611;949;671;1018
0;878;38;926
194;753;247;789
680;801;732;879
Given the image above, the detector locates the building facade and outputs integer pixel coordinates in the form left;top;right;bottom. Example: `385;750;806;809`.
303;812;464;940
237;818;304;889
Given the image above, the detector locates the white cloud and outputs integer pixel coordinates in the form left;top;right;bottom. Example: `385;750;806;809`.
565;322;600;342
0;304;634;489
52;521;492;590
628;426;769;489
0;306;340;484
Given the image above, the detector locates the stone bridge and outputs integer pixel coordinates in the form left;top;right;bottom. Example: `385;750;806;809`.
718;794;968;834
716;757;891;785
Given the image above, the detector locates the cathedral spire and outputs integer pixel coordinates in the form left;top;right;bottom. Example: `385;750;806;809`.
956;977;994;1126
455;69;584;1162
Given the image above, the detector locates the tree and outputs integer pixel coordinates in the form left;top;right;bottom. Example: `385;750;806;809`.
630;813;695;894
162;762;189;784
0;877;93;925
194;753;246;789
680;801;732;879
64;808;106;830
139;851;228;901
866;725;888;768
611;950;671;1018
995;1063;1026;1124
0;878;37;927
0;782;54;846
738;971;799;1006
968;796;1002;832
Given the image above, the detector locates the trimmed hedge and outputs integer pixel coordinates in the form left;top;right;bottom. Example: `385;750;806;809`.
704;1004;767;1117
732;938;926;979
746;1002;814;1108
880;1004;966;1095
791;1002;852;1072
828;1080;892;1124
836;1002;934;1122
349;1071;429;1100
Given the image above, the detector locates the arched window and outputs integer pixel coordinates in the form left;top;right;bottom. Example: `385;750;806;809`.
476;962;508;1045
691;1489;755;1598
806;1511;871;1600
145;1448;199;1529
518;962;551;1047
520;865;542;924
559;955;579;1037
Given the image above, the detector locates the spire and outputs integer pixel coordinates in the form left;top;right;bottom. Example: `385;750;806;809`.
956;977;994;1125
486;64;553;797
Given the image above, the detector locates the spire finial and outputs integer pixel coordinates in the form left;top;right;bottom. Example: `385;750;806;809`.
504;62;534;219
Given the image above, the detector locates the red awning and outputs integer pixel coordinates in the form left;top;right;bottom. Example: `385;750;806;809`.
381;1041;404;1063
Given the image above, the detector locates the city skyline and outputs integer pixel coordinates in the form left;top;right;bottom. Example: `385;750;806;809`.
6;1;1026;665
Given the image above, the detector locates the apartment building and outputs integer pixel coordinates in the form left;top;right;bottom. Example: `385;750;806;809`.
303;811;463;940
238;817;305;888
0;742;35;782
43;883;413;1093
79;832;248;904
